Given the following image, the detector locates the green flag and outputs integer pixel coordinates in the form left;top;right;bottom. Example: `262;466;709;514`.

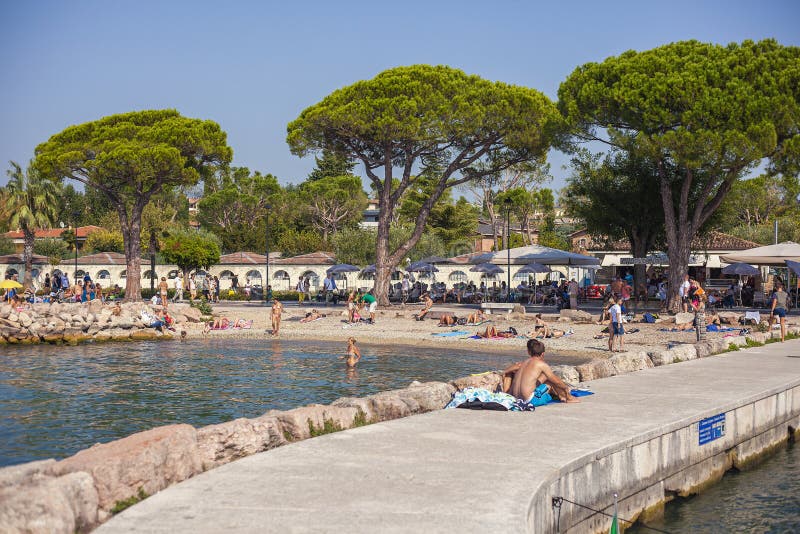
609;511;619;534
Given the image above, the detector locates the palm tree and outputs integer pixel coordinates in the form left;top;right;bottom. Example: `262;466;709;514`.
4;161;59;288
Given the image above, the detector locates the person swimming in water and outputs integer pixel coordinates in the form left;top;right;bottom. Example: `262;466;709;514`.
341;337;362;367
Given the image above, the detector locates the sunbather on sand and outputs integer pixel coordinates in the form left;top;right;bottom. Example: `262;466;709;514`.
300;309;326;323
465;309;487;325
438;313;458;326
502;339;578;404
478;325;517;338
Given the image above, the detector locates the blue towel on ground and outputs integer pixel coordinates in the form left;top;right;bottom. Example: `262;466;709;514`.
431;330;470;337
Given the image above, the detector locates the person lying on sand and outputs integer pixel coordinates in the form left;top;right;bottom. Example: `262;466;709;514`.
465;309;487;325
341;337;362;367
502;339;579;404
478;325;517;338
300;309;326;323
438;313;459;326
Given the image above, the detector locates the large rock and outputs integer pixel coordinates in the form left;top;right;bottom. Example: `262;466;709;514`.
717;311;741;325
181;306;202;323
450;371;503;392
48;424;201;518
675;312;695;325
130;329;159;341
576;359;616;381
648;349;677;366
197;416;286;470
0;458;56;488
559;309;595;323
18;312;33;328
0;471;98;534
110;315;135;329
551;365;580;385
273;405;361;441
609;351;654;374
667;343;698;362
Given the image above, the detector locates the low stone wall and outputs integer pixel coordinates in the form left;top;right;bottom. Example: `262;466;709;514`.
0;301;203;345
2;324;797;533
528;384;800;533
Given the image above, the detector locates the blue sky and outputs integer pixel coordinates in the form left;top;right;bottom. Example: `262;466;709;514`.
1;0;798;193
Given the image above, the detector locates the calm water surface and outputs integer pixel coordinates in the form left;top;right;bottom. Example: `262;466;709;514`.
628;443;800;533
1;339;574;467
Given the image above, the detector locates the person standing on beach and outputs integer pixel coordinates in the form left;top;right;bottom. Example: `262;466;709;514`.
159;276;169;308
173;274;183;302
769;281;789;342
303;276;311;302
568;278;579;310
271;298;283;336
188;274;197;302
296;277;305;303
359;290;377;324
608;297;625;352
679;273;691;312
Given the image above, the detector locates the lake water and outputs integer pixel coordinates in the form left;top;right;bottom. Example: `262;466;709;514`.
628;442;800;533
0;339;584;467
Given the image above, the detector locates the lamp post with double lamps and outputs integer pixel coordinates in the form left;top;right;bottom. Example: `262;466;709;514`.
504;198;512;303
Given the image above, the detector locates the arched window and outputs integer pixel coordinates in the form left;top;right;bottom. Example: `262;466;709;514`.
273;270;290;281
480;273;499;281
31;268;40;279
579;238;587;248
120;270;127;279
97;270;111;280
417;271;435;280
75;269;87;279
513;271;531;281
300;270;320;289
142;270;158;280
218;270;234;280
448;270;467;282
245;270;262;285
5;268;18;278
168;270;180;279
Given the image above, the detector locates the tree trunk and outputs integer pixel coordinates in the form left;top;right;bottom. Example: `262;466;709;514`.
22;230;34;289
373;191;393;306
630;235;648;309
659;164;691;313
120;209;143;303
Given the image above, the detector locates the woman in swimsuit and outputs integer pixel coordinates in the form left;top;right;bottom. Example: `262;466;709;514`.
342;337;362;367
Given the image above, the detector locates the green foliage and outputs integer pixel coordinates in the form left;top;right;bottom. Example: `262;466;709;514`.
745;337;764;346
198;167;281;253
34;109;232;301
300;174;367;240
352;408;372;428
307;417;343;437
160;229;221;276
288;65;561;299
332;227;377;266
0;236;15;255
191;298;213;315
33;238;71;265
726;343;741;352
111;487;148;515
275;228;327;257
559;39;800;307
537;231;570;251
306;149;355;182
84;229;125;253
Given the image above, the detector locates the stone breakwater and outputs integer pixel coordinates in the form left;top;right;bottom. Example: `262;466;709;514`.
0;301;204;345
1;324;798;533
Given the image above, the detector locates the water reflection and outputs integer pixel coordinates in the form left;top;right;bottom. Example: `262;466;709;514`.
1;339;576;467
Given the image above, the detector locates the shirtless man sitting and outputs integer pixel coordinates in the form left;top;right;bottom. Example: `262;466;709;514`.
465;309;487;325
415;293;434;321
502;339;579;404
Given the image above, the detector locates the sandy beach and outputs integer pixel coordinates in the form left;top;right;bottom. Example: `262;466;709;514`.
181;301;794;363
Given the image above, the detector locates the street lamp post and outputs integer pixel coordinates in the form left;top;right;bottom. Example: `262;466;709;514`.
504;198;512;303
72;212;80;287
149;229;156;294
264;204;271;307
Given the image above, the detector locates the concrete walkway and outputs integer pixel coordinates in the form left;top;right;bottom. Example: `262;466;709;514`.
99;340;800;533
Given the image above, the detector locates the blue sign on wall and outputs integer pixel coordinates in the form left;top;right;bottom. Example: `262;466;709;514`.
698;413;726;445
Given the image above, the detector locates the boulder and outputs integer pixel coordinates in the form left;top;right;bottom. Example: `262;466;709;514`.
694;341;715;358
8;312;19;324
49;424;201;518
609;351;654;374
667;343;698;362
551;365;580;385
182;306;202;323
0;458;56;488
130;329;159;341
576;360;616;382
450;371;502;392
559;309;595;323
110;315;134;329
716;311;740;325
93;330;112;342
648;350;677;366
18;312;33;328
0;303;11;318
273;404;360;441
197;416;286;470
675;312;695;325
0;471;98;534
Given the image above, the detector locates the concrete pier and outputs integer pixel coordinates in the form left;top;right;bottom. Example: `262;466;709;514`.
99;340;800;533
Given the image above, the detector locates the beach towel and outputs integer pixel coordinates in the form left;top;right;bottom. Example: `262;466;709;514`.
539;389;595;406
744;311;760;324
431;330;470;337
464;320;492;327
446;387;535;412
233;320;253;329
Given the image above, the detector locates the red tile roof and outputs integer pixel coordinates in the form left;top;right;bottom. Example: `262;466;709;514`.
76;252;127;265
273;252;336;265
1;226;105;239
218;252;281;265
585;230;762;252
0;254;50;265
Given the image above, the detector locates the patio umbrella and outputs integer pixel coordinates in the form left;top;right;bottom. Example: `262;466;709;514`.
0;279;23;290
516;262;550;275
469;263;504;275
360;265;376;274
326;264;361;275
721;241;800;265
721;263;760;276
406;261;439;273
787;260;800;277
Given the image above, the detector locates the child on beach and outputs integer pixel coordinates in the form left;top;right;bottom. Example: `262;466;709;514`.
271;298;283;336
608;297;625;352
342;337;362;367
